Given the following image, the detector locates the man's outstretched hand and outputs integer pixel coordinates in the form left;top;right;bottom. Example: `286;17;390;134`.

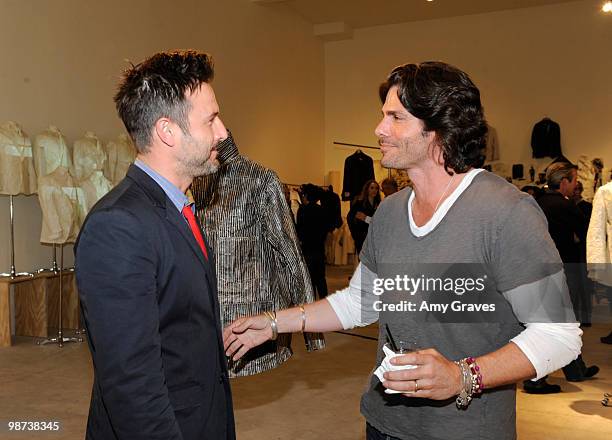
223;315;272;361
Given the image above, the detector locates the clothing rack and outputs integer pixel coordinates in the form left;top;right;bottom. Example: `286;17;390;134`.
333;141;380;151
283;183;327;189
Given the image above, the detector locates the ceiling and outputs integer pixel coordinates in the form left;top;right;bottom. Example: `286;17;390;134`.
254;0;583;30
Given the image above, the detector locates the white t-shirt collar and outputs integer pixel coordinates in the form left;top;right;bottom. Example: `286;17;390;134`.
408;168;485;237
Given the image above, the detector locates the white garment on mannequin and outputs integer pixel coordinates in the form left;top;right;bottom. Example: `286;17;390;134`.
0;121;37;195
587;182;612;286
73;132;107;181
35;126;81;244
73;132;112;223
38;167;82;244
104;133;136;186
33;125;72;178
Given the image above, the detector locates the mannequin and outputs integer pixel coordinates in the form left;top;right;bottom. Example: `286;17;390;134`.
104;133;136;186
34;126;81;244
0;121;37;195
191;130;324;377
73;132;112;223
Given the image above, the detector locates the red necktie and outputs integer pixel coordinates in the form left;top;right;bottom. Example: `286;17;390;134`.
182;205;208;260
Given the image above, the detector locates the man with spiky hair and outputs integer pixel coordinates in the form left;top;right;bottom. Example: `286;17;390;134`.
75;50;235;440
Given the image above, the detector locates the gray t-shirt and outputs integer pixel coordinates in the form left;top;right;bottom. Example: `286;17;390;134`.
359;171;562;440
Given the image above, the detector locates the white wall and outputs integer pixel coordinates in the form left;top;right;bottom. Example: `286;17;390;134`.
324;0;612;182
0;0;325;273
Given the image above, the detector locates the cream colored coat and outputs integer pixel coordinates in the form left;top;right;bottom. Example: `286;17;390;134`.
587;182;612;286
0;121;37;195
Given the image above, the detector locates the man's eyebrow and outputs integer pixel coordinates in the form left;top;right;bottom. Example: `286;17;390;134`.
382;110;402;116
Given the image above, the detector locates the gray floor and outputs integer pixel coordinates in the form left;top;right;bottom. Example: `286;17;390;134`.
1;265;611;439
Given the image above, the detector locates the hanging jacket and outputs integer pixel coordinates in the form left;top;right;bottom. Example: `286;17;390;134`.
341;150;374;201
191;131;325;377
531;118;562;159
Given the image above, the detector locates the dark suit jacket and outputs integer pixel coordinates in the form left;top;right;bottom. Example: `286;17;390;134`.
75;165;235;440
531;118;562;159
537;190;587;263
341;151;375;201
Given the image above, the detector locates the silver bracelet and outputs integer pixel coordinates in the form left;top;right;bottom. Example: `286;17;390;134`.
455;358;473;409
299;305;306;333
264;311;278;341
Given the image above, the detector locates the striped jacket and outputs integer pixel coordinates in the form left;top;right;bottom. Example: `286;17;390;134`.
192;132;325;377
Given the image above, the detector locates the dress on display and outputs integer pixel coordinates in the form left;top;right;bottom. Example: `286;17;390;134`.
73;132;113;223
104;133;136;186
191;131;325;377
34;126;81;244
0;121;37;195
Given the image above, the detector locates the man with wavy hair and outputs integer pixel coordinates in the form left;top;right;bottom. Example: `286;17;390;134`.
224;62;581;439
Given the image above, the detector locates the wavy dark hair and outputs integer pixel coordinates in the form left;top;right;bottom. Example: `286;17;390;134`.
114;50;215;153
379;61;487;173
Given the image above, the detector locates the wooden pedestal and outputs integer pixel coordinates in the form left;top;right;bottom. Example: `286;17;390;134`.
0;271;80;347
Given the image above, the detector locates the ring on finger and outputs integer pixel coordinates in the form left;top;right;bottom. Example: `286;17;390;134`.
414;380;419;393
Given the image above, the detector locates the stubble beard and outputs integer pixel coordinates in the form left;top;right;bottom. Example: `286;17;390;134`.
177;135;220;178
380;135;429;170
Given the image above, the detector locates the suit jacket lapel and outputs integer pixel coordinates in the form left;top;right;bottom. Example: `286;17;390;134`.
127;164;223;342
166;202;224;323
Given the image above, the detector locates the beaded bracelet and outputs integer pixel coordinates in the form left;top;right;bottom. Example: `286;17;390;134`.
465;357;484;395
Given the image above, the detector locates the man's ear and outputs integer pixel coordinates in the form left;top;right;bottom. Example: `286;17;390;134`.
154;118;176;147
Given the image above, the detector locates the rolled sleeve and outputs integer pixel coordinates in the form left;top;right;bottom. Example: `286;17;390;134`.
326;263;380;329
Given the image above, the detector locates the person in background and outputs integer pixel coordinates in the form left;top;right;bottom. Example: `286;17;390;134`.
381;177;398;197
572;180;595;327
347;179;381;254
523;162;598;394
297;183;329;299
521;185;543;199
572;180;593;221
586;182;612;345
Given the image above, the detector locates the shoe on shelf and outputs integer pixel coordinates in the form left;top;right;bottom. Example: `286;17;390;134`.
523;378;561;394
601;331;612;344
